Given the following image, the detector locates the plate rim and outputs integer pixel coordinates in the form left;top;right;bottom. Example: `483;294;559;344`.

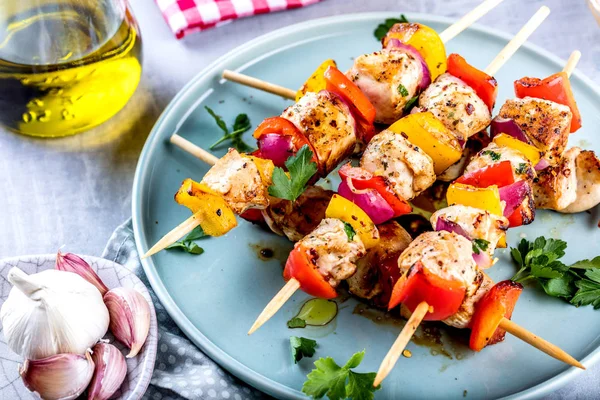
131;11;600;399
0;253;158;400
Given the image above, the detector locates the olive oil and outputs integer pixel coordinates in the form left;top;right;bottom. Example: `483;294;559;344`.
295;298;338;326
0;1;142;137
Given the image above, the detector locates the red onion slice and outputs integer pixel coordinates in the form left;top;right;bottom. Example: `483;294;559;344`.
534;158;550;171
472;251;493;269
499;180;529;217
435;217;470;239
490;116;530;144
257;133;293;168
385;39;431;91
338;179;394;225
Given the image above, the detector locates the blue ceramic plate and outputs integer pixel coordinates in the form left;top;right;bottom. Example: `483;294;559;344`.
132;13;600;399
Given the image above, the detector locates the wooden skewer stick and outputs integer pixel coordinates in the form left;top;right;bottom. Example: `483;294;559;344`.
484;6;550;76
498;318;585;370
222;70;296;100
223;0;506;97
141;214;202;259
170;133;218;166
438;0;506;43
563;50;581;77
248;278;301;335
373;301;430;387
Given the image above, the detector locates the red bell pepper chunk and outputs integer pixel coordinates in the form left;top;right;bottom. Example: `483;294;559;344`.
388;261;466;321
447;53;498;111
507;204;525;227
514;72;582;133
324;66;377;143
338;164;412;218
455;160;515;188
283;245;337;299
469;280;523;351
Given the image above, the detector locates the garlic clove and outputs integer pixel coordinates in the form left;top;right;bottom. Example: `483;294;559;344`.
104;287;150;358
20;352;94;400
56;251;109;296
88;342;127;400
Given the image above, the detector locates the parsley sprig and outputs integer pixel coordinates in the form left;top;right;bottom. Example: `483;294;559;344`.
302;350;380;400
472;239;489;255
166;225;207;255
374;15;409;41
205;106;254;152
291;336;317;363
268;145;318;201
511;237;600;308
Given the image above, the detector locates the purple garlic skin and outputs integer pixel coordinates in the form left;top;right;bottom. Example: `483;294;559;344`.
56;251;109;296
88;342;127;400
20;352;94;400
104;287;151;358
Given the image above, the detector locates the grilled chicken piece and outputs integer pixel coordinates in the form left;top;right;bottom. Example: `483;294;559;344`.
347;49;424;124
499;97;572;164
397;231;479;291
465;142;535;183
282;91;356;175
360;129;435;200
417;73;491;141
347;222;412;300
201;149;271;214
534;147;600;213
431;205;509;259
262;186;334;241
443;271;493;329
298;218;366;287
438;147;471;182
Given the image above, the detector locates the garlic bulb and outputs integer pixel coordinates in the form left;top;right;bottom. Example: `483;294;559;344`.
0;267;109;359
20;352;94;400
88;342;127;400
104;287;150;358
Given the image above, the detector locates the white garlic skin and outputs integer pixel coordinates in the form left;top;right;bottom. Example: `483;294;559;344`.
0;267;109;360
104;287;150;358
20;352;95;400
88;342;127;400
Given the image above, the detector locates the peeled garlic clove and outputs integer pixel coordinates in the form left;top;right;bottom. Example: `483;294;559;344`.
20;352;94;400
56;250;109;296
104;287;150;358
88;342;127;400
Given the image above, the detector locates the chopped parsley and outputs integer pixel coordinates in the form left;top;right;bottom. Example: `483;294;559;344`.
472;239;490;255
511;237;600;309
206;106;254;152
483;150;502;161
166;225;207;255
290;336;317;363
268;145;318;201
403;96;419;113
288;317;307;329
343;222;356;241
515;163;528;174
397;84;409;97
302;350;381;400
374;15;409;41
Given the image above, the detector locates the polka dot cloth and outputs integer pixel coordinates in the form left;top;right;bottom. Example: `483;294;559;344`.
103;220;269;400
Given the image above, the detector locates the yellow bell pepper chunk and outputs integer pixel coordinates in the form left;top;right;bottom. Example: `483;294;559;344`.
493;134;541;166
296;59;337;101
383;23;447;80
175;179;237;237
325;194;380;249
446;183;503;216
497;235;507;248
246;155;274;186
388;112;462;174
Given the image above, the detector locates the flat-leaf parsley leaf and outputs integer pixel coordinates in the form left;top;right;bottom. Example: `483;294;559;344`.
268;145;318;201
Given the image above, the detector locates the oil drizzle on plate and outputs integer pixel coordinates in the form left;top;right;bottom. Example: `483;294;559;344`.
294;298;338;326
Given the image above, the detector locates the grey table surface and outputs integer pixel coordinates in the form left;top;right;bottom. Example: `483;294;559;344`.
1;0;599;398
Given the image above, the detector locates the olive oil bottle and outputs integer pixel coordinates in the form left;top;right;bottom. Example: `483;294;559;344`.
0;1;142;137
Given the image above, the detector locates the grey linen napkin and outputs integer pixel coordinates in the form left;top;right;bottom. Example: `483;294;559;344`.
102;220;270;400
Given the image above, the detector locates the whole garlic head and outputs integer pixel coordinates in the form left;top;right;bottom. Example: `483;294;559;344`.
0;267;109;360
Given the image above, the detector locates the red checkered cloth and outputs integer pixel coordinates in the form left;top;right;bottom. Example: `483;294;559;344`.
156;0;323;39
